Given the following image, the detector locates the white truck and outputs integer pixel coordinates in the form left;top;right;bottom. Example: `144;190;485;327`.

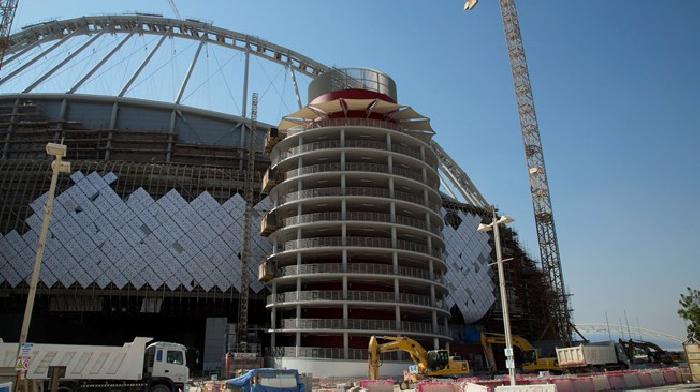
0;337;188;392
556;342;628;371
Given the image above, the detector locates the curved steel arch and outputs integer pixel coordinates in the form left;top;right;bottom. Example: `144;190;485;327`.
5;14;329;78
576;323;685;344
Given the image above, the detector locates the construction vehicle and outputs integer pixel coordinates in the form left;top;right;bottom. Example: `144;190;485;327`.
480;333;559;373
0;337;189;392
368;336;469;388
556;342;629;371
618;339;674;365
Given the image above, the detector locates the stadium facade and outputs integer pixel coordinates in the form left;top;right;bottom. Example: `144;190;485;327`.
0;16;552;377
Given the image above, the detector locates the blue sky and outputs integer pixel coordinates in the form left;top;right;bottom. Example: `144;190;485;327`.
12;1;699;339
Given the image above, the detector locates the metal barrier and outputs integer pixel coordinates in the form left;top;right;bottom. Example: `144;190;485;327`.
267;290;446;309
277;262;441;282
275;236;442;259
278;318;448;336
278;186;441;213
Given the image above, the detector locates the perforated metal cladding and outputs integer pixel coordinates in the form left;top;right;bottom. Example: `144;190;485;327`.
0;172;494;322
441;207;495;323
0;171;270;292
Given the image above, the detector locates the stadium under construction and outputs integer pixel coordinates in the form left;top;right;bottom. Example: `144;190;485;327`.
0;15;555;377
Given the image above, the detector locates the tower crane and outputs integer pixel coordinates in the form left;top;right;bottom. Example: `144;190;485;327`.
463;0;573;345
236;93;258;352
0;0;19;69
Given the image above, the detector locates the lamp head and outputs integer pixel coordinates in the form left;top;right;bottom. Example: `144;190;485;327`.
497;216;515;225
477;223;492;233
464;0;478;11
46;142;67;158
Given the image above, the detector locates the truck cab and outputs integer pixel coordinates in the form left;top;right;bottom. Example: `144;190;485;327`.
145;342;189;389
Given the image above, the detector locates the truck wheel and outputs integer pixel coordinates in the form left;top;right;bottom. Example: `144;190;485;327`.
150;384;171;392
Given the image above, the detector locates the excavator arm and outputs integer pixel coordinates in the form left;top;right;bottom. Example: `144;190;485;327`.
368;336;430;380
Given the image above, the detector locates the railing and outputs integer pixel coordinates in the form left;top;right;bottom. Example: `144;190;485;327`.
271;346;401;360
273;138;430;166
282;161;437;188
275;236;442;259
277;186;441;213
277;263;440;282
281;211;441;235
267;290;446;309
278;319;449;336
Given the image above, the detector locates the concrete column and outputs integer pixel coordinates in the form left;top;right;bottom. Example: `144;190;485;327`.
420;145;425;161
342;276;348;299
394;278;400;302
433;337;439;350
340;128;345;147
390;202;396;223
386;132;391;151
295;332;300;356
341;199;346;220
271;281;277;350
393;252;398;274
429;259;434;280
340;151;345;170
387;154;393;173
343;304;348;328
388;177;395;199
343;332;349;359
391;227;397;248
341;174;346;193
395;306;401;329
342;223;347;246
342;249;347;268
430;284;436;306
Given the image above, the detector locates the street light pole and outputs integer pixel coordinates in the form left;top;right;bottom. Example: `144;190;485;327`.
14;142;70;391
478;207;516;385
491;208;516;386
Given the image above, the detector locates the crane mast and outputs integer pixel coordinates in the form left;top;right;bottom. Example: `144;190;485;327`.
237;93;258;352
0;0;19;69
497;0;571;345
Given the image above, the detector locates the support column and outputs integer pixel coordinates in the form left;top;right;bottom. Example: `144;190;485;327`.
271;281;277;351
239;50;251;170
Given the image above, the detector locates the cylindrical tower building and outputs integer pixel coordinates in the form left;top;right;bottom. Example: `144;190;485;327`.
260;68;448;374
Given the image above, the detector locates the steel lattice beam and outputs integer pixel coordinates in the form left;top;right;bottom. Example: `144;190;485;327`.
6;15;329;78
498;0;571;344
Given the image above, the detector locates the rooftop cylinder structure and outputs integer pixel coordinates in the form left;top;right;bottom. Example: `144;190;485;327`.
260;68;448;375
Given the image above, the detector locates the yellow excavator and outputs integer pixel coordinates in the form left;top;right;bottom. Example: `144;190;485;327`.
368;336;470;387
480;332;560;373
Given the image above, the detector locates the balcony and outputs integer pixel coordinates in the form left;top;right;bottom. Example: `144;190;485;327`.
276;319;449;336
276;186;441;213
265;127;286;153
267;290;447;310
280;211;441;235
281;161;438;188
274;236;442;259
259;213;279;236
261;169;283;193
276;263;441;282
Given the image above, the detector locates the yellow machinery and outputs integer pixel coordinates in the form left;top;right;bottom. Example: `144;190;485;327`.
368;336;469;385
480;333;559;372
